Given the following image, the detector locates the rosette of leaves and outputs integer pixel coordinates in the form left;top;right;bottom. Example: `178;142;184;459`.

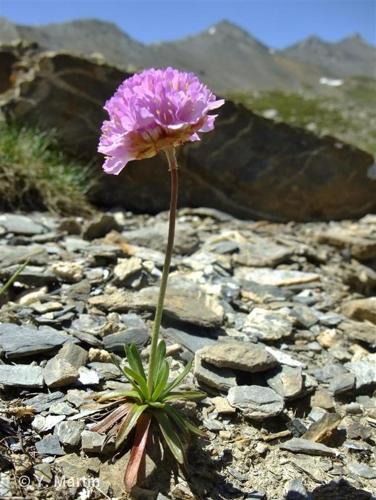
91;341;205;491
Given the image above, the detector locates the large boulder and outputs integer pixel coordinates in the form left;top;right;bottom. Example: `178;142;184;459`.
1;46;375;221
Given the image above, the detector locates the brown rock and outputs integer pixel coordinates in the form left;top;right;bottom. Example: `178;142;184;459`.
342;297;376;324
1;46;375;222
302;412;341;443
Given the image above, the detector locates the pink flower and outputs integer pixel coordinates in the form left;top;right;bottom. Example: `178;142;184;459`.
98;67;224;175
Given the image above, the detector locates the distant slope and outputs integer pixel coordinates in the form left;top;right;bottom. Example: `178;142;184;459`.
282;34;376;78
0;17;375;92
145;21;302;91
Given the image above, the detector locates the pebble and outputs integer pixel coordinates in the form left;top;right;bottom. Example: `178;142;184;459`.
243;308;293;341
0;364;44;388
198;341;278;373
227;385;284;420
44;343;88;388
280;438;339;457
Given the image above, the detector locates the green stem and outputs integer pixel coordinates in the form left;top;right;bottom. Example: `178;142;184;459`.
147;147;179;393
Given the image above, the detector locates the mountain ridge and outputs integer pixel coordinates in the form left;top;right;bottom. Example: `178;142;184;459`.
0;17;375;91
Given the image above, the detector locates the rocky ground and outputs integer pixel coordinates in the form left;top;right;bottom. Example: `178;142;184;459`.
0;208;375;499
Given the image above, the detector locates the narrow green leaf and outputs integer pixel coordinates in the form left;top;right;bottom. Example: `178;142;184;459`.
160;360;192;399
0;260;29;296
122;366;149;399
163;390;206;402
95;390;141;403
125;344;146;379
153;410;185;464
165;405;205;437
154;340;167;379
151;360;170;401
115;404;148;450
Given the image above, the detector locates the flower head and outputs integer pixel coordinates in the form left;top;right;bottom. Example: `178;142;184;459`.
98;67;224;175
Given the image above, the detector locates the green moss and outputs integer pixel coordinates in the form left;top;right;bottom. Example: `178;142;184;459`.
0;123;95;215
228;88;376;157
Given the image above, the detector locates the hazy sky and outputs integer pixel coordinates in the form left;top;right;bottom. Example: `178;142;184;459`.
1;0;375;48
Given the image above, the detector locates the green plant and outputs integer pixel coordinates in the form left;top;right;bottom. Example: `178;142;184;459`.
92;341;204;490
91;148;205;492
0;122;94;215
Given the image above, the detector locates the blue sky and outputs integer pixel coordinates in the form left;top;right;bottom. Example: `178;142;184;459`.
1;0;375;48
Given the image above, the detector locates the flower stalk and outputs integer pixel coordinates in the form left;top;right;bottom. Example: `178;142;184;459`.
147;147;179;393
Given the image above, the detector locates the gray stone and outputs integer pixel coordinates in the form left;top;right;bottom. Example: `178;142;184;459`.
317;228;376;261
280;438;339;457
0;265;56;287
199;341;278;373
0;364;44;388
35;434;64;456
243;308;293;341
314;363;349;383
55;453;101;479
328;373;355;395
56;421;85;447
32;414;65;433
49;402;77;416
82;213;120;241
134;282;225;328
87;362;120;380
113;257;142;285
44;343;88;388
162;327;216;353
81;430;107;453
234;238;292;267
240;280;292;303
345;356;376;389
340;320;376;348
123;223;199;255
0;214;44;235
284;479;311;500
267;366;304;399
347;462;376;479
103;328;149;353
25;391;65;412
290;304;318;328
227;385;284;420
0;323;74;358
194;353;237;392
342;297;376;324
235;268;320;287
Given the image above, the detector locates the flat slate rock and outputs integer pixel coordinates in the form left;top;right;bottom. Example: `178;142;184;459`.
267;366;304;400
236;268;320;287
198;341;278;373
280;438;339;457
194;352;237;392
102;327;150;353
162;327;216;353
345;357;376;389
0;364;44;388
227;385;284;420
234;238;292;267
0;323;75;358
243;308;293;341
0;214;45;235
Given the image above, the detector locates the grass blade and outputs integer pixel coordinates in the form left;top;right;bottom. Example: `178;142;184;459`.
116;404;148;450
124;413;151;492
